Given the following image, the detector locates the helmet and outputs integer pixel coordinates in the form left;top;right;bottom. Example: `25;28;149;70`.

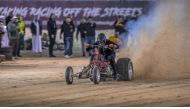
97;33;106;43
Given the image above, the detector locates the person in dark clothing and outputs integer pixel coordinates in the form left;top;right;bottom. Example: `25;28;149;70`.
113;16;126;35
7;16;19;60
85;16;96;56
47;13;57;57
76;18;87;56
60;16;75;58
6;11;13;26
0;19;5;48
87;33;119;79
131;11;140;21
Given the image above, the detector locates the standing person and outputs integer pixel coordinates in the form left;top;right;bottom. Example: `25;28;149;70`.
47;13;57;57
85;16;96;56
7;16;19;60
30;16;42;53
17;15;25;57
0;15;9;47
60;16;75;58
6;11;13;26
0;16;5;48
113;16;127;48
113;16;126;35
76;18;86;56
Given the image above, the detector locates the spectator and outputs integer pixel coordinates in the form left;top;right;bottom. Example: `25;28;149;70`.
0;16;5;48
85;16;96;56
131;11;140;22
76;18;86;56
0;15;9;48
124;16;131;28
60;16;75;58
113;16;126;35
7;16;19;60
47;13;57;57
17;14;25;57
6;11;13;26
30;16;42;53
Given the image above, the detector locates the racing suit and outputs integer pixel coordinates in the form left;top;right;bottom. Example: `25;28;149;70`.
87;40;119;78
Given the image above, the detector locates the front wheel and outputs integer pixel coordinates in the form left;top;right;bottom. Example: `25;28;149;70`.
92;67;101;84
65;66;74;84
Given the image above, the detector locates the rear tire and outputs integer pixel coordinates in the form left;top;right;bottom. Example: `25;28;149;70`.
92;67;101;84
65;66;74;84
117;58;133;81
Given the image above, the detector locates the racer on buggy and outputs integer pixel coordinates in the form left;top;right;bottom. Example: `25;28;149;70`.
86;33;119;79
65;33;133;84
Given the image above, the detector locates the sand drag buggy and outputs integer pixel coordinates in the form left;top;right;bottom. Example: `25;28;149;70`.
65;44;134;85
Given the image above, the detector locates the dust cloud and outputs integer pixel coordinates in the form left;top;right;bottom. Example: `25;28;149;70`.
119;0;190;80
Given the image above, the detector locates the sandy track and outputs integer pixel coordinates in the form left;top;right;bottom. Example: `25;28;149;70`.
0;57;189;106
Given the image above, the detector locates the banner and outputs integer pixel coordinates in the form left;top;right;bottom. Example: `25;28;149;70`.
0;0;154;29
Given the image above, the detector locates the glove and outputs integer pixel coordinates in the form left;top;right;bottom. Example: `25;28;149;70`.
109;44;114;48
